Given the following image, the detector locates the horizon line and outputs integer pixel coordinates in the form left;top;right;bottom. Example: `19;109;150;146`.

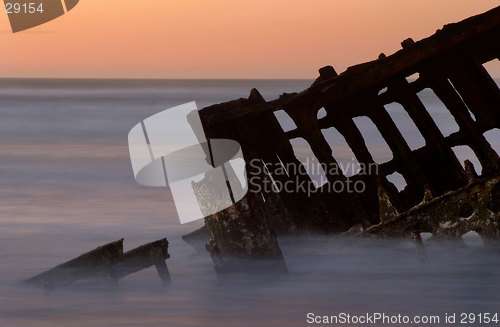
1;75;498;81
0;76;317;81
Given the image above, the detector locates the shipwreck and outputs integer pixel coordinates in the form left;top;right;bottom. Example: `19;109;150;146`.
183;5;500;272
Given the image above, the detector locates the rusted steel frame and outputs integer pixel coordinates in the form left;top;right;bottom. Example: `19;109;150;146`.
364;100;431;192
204;102;334;233
111;239;170;284
331;115;375;165
387;77;467;190
25;239;170;287
366;176;500;240
279;103;372;229
447;58;500;128
284;103;348;185
25;239;124;287
325;113;404;218
426;76;500;175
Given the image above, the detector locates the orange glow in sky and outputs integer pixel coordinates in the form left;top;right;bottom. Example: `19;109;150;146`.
0;0;499;78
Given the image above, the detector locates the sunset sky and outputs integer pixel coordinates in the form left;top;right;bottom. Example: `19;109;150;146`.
0;0;499;79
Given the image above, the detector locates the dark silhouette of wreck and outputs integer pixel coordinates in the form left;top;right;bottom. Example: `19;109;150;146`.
187;5;500;272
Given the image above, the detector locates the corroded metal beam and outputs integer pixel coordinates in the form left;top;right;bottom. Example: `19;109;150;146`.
25;238;170;288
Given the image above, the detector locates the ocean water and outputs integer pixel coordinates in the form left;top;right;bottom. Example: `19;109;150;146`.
0;79;500;327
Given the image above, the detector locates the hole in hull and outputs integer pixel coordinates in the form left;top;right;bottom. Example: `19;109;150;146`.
352;117;393;164
416;88;460;137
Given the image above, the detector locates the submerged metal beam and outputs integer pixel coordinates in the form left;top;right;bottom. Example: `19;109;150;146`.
25;238;170;288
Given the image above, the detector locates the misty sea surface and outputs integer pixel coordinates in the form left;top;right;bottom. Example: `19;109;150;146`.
1;78;500;327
